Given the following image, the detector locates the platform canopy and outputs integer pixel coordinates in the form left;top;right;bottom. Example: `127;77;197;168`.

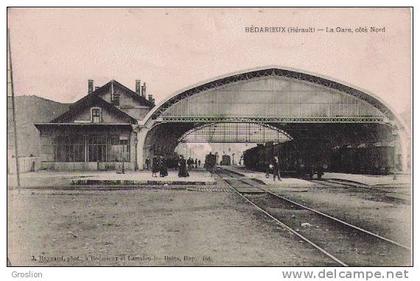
140;67;406;166
145;67;400;126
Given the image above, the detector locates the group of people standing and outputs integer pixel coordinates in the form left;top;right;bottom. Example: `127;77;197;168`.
177;155;203;177
145;155;200;178
149;156;168;178
187;157;201;170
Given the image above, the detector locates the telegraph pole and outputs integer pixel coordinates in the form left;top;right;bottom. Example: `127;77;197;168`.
8;28;20;187
392;125;399;181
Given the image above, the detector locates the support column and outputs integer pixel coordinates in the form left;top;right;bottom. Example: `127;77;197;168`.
134;133;138;171
136;126;150;170
130;130;138;171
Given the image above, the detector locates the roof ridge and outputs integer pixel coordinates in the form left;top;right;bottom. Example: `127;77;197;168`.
109;79;154;107
48;79;154;123
50;94;137;124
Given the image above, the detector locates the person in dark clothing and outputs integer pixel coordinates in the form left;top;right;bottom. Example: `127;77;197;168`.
159;156;168;177
145;157;151;170
194;159;198;168
178;155;189;177
187;157;194;171
273;156;282;181
198;159;201;167
265;160;271;178
151;156;159;177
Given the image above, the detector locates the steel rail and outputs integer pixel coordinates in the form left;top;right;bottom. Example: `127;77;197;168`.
223;169;411;251
215;169;348;266
260;185;411;250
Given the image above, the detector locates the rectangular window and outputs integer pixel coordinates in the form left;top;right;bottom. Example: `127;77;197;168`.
107;135;120;162
88;135;107;162
53;135;85;162
91;108;101;123
107;135;130;162
52;134;130;162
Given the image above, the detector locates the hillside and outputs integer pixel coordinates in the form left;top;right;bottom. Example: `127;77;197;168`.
8;95;70;157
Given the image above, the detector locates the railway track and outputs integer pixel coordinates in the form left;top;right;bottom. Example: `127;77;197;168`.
311;179;411;203
215;167;411;267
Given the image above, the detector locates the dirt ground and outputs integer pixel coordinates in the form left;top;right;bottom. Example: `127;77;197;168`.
8;184;335;266
266;183;412;247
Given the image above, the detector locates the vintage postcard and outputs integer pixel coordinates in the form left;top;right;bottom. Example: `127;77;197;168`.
7;7;412;269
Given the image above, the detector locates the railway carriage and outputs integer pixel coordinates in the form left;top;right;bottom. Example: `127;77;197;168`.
330;145;394;175
244;141;395;176
243;141;328;178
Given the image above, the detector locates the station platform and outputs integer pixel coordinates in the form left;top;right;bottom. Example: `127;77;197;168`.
220;166;411;188
8;169;215;188
220;166;316;188
322;172;411;187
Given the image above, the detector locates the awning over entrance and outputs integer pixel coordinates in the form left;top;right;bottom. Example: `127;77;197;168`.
34;123;134;130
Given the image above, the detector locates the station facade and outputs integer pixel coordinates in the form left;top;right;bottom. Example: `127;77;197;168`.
35;67;409;173
35;80;154;170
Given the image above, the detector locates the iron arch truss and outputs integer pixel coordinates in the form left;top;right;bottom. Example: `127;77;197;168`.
177;122;293;144
143;66;404;130
139;66;409;173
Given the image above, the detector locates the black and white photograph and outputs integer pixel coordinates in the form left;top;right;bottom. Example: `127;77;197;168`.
4;4;415;277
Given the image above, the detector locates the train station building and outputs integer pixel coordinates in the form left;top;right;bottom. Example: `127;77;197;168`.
35;67;409;173
35;79;154;170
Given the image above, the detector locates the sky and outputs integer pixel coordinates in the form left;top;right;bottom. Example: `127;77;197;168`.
8;8;411;114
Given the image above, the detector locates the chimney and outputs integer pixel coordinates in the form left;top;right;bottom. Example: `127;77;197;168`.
88;79;94;94
141;82;147;98
135;80;142;95
148;94;155;105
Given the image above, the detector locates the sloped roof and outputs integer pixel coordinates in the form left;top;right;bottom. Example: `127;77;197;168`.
94;80;154;107
48;79;155;124
50;94;137;124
